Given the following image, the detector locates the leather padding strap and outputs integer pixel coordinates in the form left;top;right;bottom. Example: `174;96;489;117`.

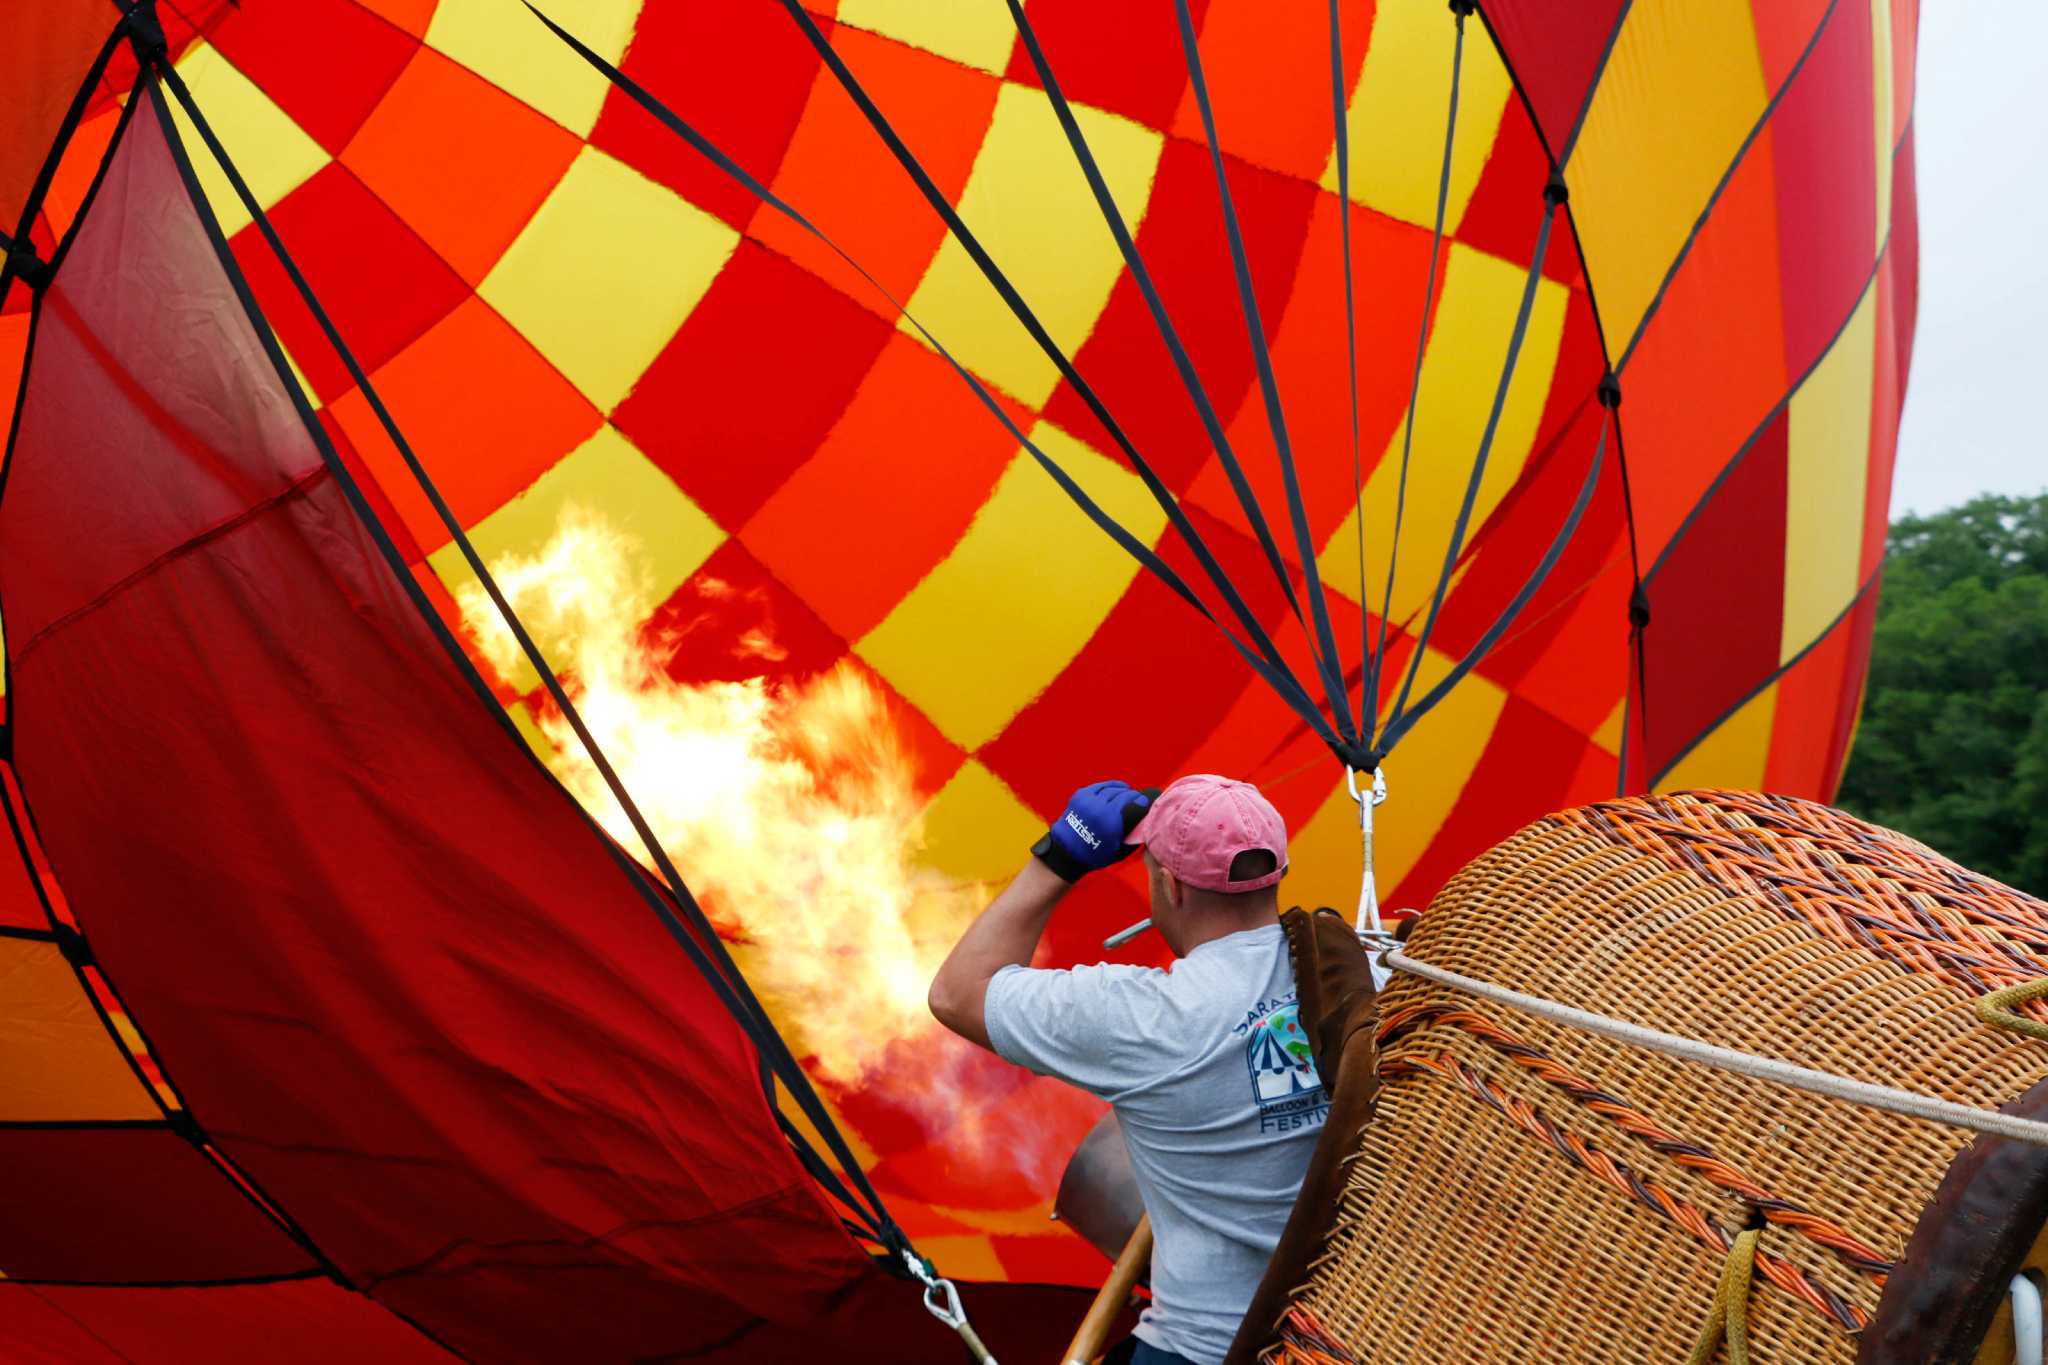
1860;1076;2048;1363
1225;907;1380;1365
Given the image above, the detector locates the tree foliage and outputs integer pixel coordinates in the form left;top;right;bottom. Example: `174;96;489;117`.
1837;494;2048;894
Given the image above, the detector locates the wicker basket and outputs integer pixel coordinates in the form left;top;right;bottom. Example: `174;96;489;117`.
1252;790;2048;1365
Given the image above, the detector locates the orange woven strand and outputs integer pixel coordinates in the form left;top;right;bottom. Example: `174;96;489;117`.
1385;1053;1867;1332
1267;1305;1362;1365
1379;1002;1892;1278
1570;793;2048;1011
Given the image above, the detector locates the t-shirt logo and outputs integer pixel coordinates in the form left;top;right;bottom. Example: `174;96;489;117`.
1243;1001;1328;1135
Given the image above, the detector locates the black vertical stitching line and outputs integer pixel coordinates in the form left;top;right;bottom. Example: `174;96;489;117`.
1377;410;1606;753
763;0;1354;752
1461;2;1631;429
145;68;903;1259
1630;116;1916;601
1643;228;1892;589
1381;196;1563;742
1327;0;1372;739
1648;570;1879;789
1550;0;1637;170
1610;383;1651;796
1613;0;1845;376
0;62;146;521
1004;0;1355;729
0;3;133;310
1367;3;1467;740
1168;0;1358;741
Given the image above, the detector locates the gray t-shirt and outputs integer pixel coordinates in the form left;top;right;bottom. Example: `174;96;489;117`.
985;924;1326;1365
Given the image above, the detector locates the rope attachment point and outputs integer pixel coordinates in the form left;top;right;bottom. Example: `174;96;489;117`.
1348;767;1392;989
1629;583;1653;630
120;0;167;63
1347;765;1387;931
903;1249;998;1364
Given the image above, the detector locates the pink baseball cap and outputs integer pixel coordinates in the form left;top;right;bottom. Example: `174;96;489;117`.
1125;774;1288;893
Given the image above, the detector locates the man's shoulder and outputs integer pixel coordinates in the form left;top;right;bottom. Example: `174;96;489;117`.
1179;923;1290;981
995;959;1168;986
993;928;1289;1017
989;959;1170;1006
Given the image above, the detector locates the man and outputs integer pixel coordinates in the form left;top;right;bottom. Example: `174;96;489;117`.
928;774;1331;1365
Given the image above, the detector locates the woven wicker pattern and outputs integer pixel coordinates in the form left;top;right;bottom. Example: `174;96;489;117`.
1266;791;2048;1364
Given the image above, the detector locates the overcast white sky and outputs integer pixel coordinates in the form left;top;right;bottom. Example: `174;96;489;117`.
1890;5;2048;514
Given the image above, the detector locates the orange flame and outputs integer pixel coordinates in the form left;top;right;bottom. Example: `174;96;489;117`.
456;509;985;1087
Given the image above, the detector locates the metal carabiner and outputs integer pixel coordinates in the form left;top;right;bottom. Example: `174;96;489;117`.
904;1249;998;1364
1346;765;1388;809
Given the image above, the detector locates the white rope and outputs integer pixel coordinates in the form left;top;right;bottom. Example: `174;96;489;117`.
1382;948;2048;1149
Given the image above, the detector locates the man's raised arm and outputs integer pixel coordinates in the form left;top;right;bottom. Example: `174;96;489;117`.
927;780;1155;1050
927;858;1069;1050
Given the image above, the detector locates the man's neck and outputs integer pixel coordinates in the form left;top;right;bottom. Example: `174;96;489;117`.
1176;905;1278;955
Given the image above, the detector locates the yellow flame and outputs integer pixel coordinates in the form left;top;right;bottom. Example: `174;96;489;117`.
456;508;984;1087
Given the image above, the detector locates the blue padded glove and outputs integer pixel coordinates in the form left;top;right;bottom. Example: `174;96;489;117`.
1031;781;1159;882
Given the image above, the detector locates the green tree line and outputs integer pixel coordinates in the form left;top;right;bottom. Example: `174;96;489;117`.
1836;492;2047;895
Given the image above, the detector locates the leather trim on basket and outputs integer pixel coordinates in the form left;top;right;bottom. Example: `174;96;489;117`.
1224;907;1380;1365
1859;1076;2048;1363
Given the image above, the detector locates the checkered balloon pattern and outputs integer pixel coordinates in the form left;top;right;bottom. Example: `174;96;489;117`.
0;0;1917;1294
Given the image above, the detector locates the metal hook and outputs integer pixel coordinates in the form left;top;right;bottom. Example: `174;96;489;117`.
1346;765;1388;808
1347;766;1388;939
903;1249;998;1363
922;1275;964;1329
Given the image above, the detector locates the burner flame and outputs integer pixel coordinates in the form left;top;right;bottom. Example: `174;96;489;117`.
456;509;986;1087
